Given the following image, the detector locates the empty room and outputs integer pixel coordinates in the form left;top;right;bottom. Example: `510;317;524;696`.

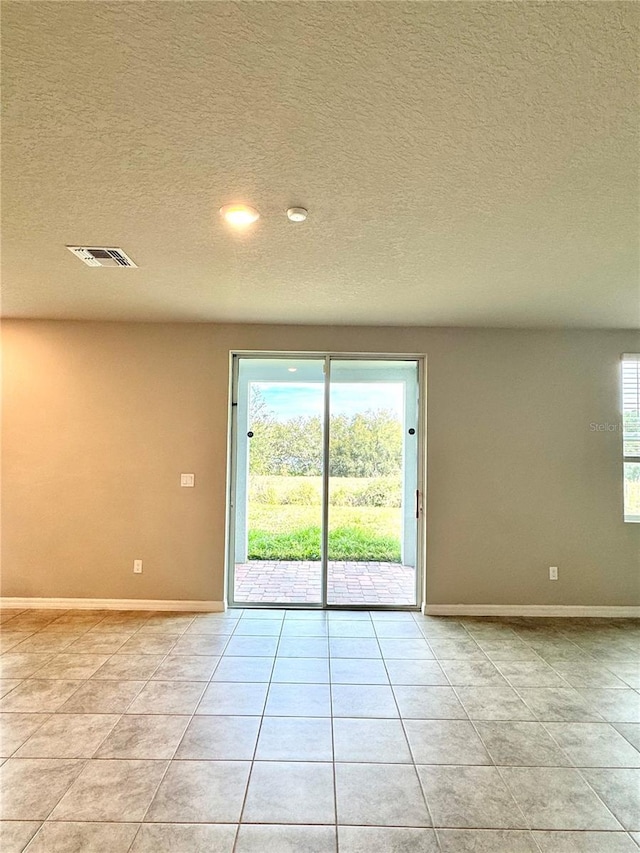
1;2;639;852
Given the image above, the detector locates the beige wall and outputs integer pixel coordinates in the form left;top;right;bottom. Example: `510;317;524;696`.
1;320;639;606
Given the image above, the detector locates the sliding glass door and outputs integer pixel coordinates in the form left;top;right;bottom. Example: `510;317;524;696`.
229;354;422;608
232;358;325;605
327;360;419;606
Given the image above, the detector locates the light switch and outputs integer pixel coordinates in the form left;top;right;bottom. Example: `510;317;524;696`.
180;473;195;487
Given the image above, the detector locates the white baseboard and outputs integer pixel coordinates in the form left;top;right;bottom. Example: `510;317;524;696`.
3;598;637;618
424;604;640;618
0;597;226;612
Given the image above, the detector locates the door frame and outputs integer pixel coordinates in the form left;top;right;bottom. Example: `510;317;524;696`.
225;351;426;611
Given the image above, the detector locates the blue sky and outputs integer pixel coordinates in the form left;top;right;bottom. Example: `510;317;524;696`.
254;382;403;420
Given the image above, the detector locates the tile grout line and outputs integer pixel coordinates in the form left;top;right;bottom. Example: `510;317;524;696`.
13;611;109;850
2;608;639;848
370;616;442;851
466;714;547;846
231;610;284;852
2;610;143;733
134;614;216;832
124;608;239;853
420;639;484;852
123;621;203;851
434;622;630;845
29;609;183;847
573;764;630;832
328;622;339;853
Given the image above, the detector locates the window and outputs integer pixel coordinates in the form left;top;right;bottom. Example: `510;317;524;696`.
622;354;640;522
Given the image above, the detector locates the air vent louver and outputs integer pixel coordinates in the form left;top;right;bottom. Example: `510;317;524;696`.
66;246;137;267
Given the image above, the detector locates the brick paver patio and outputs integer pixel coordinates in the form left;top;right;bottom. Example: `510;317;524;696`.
234;560;416;605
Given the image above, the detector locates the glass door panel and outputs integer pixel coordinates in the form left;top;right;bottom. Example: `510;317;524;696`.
230;354;421;608
326;360;419;606
232;357;325;605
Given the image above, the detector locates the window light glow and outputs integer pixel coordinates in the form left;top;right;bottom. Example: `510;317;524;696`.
622;354;640;522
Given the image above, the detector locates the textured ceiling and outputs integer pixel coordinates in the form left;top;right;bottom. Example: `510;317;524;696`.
2;1;638;327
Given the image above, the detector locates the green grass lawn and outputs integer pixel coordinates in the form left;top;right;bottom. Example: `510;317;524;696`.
247;497;402;561
248;525;401;561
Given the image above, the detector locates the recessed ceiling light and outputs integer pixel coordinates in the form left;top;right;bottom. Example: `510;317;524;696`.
288;367;298;372
287;207;308;223
220;203;260;227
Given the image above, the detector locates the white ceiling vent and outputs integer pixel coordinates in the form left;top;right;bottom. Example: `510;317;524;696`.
66;247;137;268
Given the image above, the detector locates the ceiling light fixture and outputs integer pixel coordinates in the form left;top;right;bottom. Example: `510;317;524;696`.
288;367;298;372
220;203;260;227
287;207;308;223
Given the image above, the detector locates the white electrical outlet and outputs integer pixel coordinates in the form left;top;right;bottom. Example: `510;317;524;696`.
133;559;143;574
549;566;558;581
180;473;195;487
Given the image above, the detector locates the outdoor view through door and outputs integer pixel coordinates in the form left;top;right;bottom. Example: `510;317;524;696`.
230;356;421;607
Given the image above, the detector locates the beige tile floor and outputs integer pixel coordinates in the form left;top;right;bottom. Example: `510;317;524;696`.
0;607;639;852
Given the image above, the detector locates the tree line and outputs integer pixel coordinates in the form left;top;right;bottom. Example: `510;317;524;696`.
248;389;402;478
